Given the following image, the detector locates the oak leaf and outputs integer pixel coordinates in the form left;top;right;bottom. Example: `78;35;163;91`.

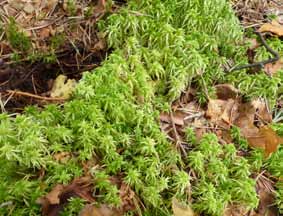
206;99;238;128
37;177;94;216
160;111;185;126
79;204;122;216
264;59;283;76
245;126;283;157
258;20;283;36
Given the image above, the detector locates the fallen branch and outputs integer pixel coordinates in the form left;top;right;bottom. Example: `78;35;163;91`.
229;30;280;72
6;90;66;101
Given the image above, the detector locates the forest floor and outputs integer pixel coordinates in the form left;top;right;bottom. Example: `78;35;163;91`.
1;0;283;216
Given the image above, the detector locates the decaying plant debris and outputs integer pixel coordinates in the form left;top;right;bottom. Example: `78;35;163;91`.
1;0;283;216
0;0;109;111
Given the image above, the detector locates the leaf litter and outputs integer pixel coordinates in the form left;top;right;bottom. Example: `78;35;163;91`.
160;83;283;214
37;176;95;216
38;175;136;216
160;84;282;155
1;0;283;215
0;0;109;111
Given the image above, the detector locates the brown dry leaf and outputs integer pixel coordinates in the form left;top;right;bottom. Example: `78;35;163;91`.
160;112;185;126
53;152;71;163
172;198;195;216
260;126;283;156
215;84;239;100
79;183;135;216
251;176;278;216
206;99;237;128
206;99;227;121
38;28;51;40
38;177;95;216
252;99;272;123
79;204;122;216
247;126;283;157
233;102;258;143
119;183;136;212
258;20;283;36
94;0;107;14
230;100;281;156
44;185;64;205
223;204;249;216
264;59;283;76
91;39;106;52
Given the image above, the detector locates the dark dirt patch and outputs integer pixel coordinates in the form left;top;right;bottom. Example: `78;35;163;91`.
0;0;125;112
0;44;107;112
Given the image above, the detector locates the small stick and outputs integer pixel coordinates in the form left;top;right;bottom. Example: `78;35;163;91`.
229;31;280;72
170;110;187;155
6;90;66;101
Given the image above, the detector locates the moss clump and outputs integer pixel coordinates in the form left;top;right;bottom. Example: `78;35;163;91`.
6;18;32;52
186;133;258;215
1;0;283;215
264;146;283;213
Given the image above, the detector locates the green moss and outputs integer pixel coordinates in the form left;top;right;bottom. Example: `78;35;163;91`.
51;34;65;49
1;0;283;215
6;18;32;52
66;0;77;16
27;51;57;63
59;197;85;216
186;134;258;215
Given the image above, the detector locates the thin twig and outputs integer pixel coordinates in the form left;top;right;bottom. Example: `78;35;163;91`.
6;90;66;101
25;16;63;31
229;31;280;72
170;110;187;155
184;112;204;121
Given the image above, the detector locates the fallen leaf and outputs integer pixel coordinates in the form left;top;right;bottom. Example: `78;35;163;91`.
172;198;195;216
246;126;283;157
79;182;135;216
258;20;283;36
233;102;255;130
232;101;281;155
91;39;106;52
38;28;51;39
206;98;238;128
79;204;122;216
215;84;239;100
264;59;283;76
50;75;77;99
260;126;283;156
252;99;272;123
206;89;282;156
160;112;185;126
53;152;71;164
44;185;64;205
251;175;278;216
119;183;136;212
94;0;107;15
224;204;249;216
38;177;94;216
